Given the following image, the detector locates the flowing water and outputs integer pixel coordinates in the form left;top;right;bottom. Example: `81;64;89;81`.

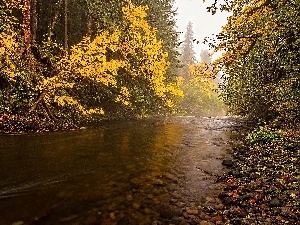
0;116;238;225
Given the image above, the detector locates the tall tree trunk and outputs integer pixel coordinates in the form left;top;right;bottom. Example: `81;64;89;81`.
48;0;63;41
31;0;37;43
23;0;32;49
86;14;93;36
64;0;68;50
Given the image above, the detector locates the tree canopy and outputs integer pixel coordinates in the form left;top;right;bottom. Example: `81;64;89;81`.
213;0;300;126
0;0;183;131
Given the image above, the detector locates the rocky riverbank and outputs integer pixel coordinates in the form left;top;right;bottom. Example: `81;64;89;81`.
0;114;78;133
215;127;300;225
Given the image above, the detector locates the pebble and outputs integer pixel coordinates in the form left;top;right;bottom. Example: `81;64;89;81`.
133;202;141;209
144;208;151;214
126;195;133;201
222;159;234;167
12;222;24;225
214;204;224;210
59;215;78;222
109;212;116;220
186;209;199;215
269;197;281;207
199;221;213;225
210;215;223;223
205;197;215;203
199;212;210;220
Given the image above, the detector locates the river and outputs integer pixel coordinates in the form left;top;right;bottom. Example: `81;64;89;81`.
0;116;238;225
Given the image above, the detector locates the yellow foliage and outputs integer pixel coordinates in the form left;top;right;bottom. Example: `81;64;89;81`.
0;12;20;81
0;0;182;119
188;62;217;99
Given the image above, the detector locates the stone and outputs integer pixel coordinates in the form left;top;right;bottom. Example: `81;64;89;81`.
186;209;199;215
222;159;234;167
210;215;223;223
199;221;212;225
216;221;224;225
205;197;215;203
126;195;133;201
233;206;247;217
199;212;210;220
144;208;151;214
59;215;78;222
222;196;236;205
158;205;178;219
171;217;183;225
172;191;181;199
269;197;282;207
12;222;24;225
154;179;164;186
214;204;225;210
165;172;178;182
133;202;141;209
109;212;116;220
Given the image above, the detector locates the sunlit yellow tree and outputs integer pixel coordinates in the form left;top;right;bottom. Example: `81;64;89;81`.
0;0;183;126
179;61;225;116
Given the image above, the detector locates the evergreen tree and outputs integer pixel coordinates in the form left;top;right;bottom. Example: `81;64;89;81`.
180;21;195;78
200;49;211;64
142;0;180;81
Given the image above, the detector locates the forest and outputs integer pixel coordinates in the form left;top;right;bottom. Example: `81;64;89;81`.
0;0;299;139
0;0;223;132
0;0;299;224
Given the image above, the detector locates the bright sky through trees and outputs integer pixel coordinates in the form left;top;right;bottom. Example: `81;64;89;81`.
174;0;229;60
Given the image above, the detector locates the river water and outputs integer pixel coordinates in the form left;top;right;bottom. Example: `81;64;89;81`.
0;116;237;225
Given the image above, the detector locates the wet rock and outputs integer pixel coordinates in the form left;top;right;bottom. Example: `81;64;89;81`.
232;206;247;217
186;209;199;215
210;215;223;223
144;207;151;214
118;217;131;225
229;170;243;178
269;197;282;207
222;196;237;205
175;201;185;207
199;221;213;225
126;195;133;201
214;203;225;210
12;222;24;225
240;193;254;200
158;205;179;220
199;212;210;220
132;202;141;209
216;222;224;225
230;218;242;225
205;197;215;203
109;212;116;220
171;191;181;199
165;172;179;183
59;215;78;222
153;179;164;186
222;159;234;167
171;217;183;225
280;207;291;216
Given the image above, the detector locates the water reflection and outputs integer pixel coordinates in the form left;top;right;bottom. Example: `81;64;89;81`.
0;117;233;225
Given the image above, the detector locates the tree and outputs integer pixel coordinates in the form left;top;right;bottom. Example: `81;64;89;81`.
179;21;196;78
214;0;300;125
0;0;183;124
23;0;31;49
200;49;211;64
179;61;225;116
